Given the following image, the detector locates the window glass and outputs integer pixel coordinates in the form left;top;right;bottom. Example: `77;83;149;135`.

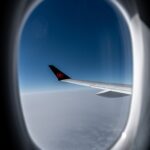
19;0;132;150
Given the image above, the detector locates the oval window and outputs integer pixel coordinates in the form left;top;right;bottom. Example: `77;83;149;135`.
19;0;132;149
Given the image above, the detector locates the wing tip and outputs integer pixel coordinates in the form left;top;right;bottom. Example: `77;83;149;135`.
49;65;71;81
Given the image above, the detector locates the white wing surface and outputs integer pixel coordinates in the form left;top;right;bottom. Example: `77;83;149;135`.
49;65;132;97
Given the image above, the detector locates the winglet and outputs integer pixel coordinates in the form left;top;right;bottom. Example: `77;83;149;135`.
49;65;71;81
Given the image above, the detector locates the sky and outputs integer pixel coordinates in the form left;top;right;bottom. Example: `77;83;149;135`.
19;0;132;93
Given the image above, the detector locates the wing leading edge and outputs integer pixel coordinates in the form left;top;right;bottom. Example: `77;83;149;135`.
49;65;132;97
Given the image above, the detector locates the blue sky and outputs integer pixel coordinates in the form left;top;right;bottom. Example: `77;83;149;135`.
19;0;132;93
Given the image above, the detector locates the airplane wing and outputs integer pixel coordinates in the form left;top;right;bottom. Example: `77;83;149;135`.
49;65;132;97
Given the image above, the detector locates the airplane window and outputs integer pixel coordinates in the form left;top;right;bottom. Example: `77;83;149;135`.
19;0;132;150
